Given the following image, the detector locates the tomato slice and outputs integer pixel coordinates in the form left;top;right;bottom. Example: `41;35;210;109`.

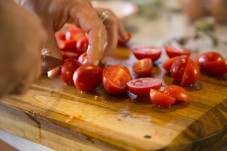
165;46;191;58
181;58;200;86
103;66;132;94
73;64;102;92
127;78;162;97
132;58;153;77
162;56;179;72
59;39;77;52
60;58;81;85
150;89;176;107
132;46;162;61
163;85;189;102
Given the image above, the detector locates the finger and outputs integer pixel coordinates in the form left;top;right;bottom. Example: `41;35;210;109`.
70;6;106;65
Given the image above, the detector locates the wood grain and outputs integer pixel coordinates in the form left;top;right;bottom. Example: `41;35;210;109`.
0;47;227;151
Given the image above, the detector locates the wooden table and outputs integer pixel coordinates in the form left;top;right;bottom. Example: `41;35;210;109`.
0;13;227;151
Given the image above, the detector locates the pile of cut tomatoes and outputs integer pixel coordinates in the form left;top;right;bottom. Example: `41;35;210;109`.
50;25;227;108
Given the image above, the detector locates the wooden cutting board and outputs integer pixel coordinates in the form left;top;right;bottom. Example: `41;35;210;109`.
0;47;226;151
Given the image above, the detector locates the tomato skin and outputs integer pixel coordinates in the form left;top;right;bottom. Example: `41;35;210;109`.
197;52;226;75
65;26;85;40
60;58;81;85
132;46;162;61
59;39;77;52
127;78;162;96
150;89;176;107
76;36;89;54
170;55;189;84
55;32;66;41
132;58;153;77
78;52;88;65
165;46;191;58
103;66;132;94
162;56;179;72
73;64;102;92
180;58;200;86
117;32;132;47
163;85;189;102
61;51;79;60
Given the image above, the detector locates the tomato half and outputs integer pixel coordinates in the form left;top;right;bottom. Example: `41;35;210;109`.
165;46;191;58
60;58;81;85
117;32;132;47
114;65;130;74
59;39;77;52
55;32;66;41
162;56;179;72
150;89;176;107
73;64;102;92
132;58;153;77
127;78;162;96
65;25;85;40
197;52;226;75
76;36;89;54
163;85;189;102
132;46;162;61
103;66;132;94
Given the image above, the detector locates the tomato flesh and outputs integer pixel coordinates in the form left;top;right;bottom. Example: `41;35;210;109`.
132;46;162;61
127;78;162;96
150;89;176;107
73;64;102;92
132;58;153;77
165;46;191;58
163;85;189;102
103;66;132;94
162;56;179;72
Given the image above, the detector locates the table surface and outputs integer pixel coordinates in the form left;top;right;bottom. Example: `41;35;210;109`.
1;5;227;151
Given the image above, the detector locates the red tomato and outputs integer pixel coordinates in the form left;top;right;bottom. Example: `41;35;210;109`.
65;25;85;40
78;52;88;65
197;52;226;75
150;89;176;107
163;85;189;102
55;32;66;41
103;66;132;94
59;39;77;52
117;32;132;47
113;65;130;74
127;78;162;96
61;58;81;85
162;56;179;72
170;56;200;86
132;58;153;77
165;46;191;58
61;51;79;60
76;36;89;54
132;46;162;61
73;64;102;92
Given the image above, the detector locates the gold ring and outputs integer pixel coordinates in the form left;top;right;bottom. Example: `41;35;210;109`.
100;10;110;22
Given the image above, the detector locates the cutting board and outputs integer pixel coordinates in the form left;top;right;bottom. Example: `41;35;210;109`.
0;47;227;151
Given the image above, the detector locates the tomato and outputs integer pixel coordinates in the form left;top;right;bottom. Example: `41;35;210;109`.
114;65;130;74
197;51;226;75
127;78;162;96
170;56;200;86
65;25;85;40
163;85;189;102
61;51;79;60
132;58;153;77
117;32;132;47
165;46;191;58
55;32;66;41
78;52;88;65
132;46;162;61
60;58;81;85
73;64;102;92
59;39;77;52
76;36;89;54
150;89;176;107
162;56;179;72
103;66;132;94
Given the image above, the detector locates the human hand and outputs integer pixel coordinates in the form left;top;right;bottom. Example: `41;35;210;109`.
0;1;46;97
17;0;129;71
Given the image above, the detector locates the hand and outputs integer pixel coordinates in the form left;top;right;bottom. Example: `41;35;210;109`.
17;0;128;70
0;1;47;97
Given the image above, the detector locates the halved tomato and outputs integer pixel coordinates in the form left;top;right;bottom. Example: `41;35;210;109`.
65;25;85;40
132;58;153;77
163;85;189;102
114;65;130;74
132;46;162;61
127;78;162;96
103;66;132;94
150;89;176;107
162;56;179;72
165;46;191;58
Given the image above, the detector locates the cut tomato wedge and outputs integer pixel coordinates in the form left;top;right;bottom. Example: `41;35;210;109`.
163;85;189;102
150;89;176;107
162;56;179;72
165;46;191;58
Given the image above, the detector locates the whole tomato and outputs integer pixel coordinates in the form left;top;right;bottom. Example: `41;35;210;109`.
170;56;200;86
73;64;102;92
60;58;81;85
